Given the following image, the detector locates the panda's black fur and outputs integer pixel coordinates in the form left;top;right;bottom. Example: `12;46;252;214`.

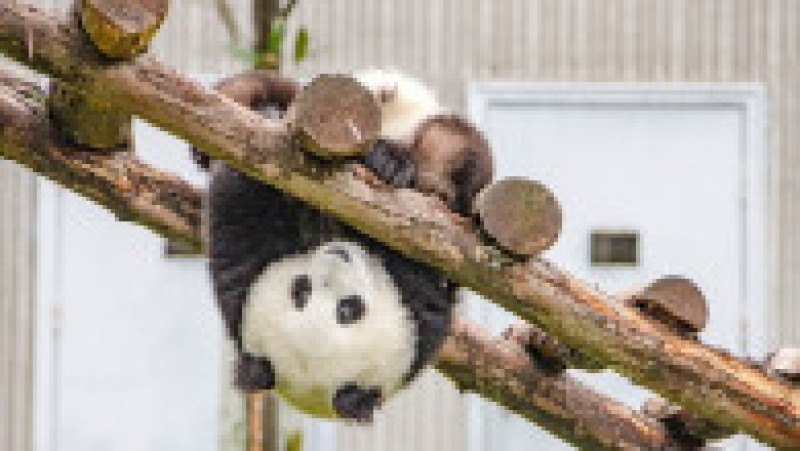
201;70;492;422
208;164;455;385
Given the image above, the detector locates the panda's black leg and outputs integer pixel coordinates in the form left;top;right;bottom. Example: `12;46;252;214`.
332;382;383;423
235;352;276;391
362;139;416;188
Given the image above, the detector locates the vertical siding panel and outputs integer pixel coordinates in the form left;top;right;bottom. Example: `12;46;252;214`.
773;0;786;343
786;0;799;344
703;0;715;79
556;0;569;79
717;0;732;81
0;158;35;451
683;0;698;79
634;0;647;80
670;0;685;80
15;171;34;451
512;0;525;79
655;0;669;80
774;0;792;344
541;0;556;79
1;161;9;451
573;0;588;80
585;0;600;80
525;0;541;78
9;167;19;451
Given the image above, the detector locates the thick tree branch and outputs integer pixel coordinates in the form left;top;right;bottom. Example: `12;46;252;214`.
0;76;201;249
439;320;688;449
0;73;681;450
0;3;797;447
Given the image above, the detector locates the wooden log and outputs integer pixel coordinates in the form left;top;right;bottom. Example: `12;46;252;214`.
290;74;380;157
619;276;708;337
0;70;675;450
0;75;200;250
45;2;141;150
440;320;684;449
1;7;798;446
81;0;168;59
474;177;562;257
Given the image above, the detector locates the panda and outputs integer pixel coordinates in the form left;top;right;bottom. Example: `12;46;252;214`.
201;69;493;422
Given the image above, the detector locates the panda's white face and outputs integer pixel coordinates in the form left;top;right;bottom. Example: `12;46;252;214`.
242;241;415;417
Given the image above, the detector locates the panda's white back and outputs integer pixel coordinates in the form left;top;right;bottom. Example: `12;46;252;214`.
354;69;442;142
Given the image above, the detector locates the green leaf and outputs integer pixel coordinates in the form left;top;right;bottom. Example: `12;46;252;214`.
294;27;310;63
285;431;303;451
266;18;287;55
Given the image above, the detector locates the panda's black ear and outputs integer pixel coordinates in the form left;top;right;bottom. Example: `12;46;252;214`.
235;352;276;391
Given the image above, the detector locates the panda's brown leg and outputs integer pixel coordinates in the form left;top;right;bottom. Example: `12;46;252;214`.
363;139;416;188
235;352;276;391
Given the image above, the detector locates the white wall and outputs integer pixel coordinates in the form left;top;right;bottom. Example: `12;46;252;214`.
36;120;222;451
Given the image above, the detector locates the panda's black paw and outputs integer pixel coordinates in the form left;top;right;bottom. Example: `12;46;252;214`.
363;139;416;189
235;352;276;391
332;382;382;423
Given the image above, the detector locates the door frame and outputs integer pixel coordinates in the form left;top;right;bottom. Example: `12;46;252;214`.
465;82;772;450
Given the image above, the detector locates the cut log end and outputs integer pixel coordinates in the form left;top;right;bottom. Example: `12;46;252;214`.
290;74;381;157
765;348;800;384
474;178;562;257
81;0;168;59
622;276;708;337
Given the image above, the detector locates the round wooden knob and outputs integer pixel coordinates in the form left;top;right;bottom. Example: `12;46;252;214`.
474;177;562;257
291;74;381;157
626;276;708;336
766;348;800;383
81;0;168;59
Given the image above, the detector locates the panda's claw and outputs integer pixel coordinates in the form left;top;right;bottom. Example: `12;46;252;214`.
235;352;276;391
333;383;382;423
363;139;416;189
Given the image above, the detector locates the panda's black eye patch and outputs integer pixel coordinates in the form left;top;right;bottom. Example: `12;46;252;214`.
337;295;365;325
291;275;312;309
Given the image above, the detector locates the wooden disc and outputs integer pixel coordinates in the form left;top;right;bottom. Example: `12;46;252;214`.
81;0;168;59
291;74;380;157
636;276;708;334
474;177;562;256
766;348;800;380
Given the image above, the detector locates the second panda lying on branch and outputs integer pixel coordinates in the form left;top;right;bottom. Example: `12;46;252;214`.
196;69;493;422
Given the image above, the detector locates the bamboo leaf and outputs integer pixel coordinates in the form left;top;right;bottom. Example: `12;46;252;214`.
293;27;310;63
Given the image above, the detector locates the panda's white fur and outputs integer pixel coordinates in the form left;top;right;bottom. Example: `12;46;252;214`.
354;69;442;143
242;241;415;418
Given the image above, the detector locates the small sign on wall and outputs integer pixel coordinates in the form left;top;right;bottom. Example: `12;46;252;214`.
590;230;639;266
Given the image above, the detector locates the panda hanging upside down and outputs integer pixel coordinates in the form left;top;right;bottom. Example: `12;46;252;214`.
199;69;493;422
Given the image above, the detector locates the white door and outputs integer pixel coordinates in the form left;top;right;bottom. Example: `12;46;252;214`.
465;84;771;450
